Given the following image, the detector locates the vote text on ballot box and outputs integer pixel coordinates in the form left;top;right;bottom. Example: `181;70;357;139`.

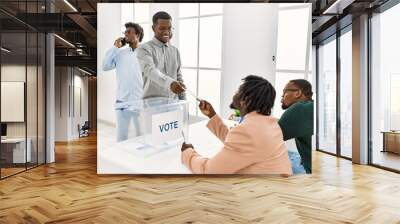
126;97;189;154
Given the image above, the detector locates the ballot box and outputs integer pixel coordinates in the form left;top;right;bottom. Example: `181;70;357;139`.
125;97;189;155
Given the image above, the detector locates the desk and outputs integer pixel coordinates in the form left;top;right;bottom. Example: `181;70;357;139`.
381;131;400;154
1;138;31;164
98;120;236;174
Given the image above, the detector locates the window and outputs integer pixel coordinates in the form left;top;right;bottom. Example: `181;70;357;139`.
181;68;197;115
276;6;310;71
339;28;352;158
0;1;46;179
178;3;223;116
371;3;400;171
274;4;311;118
390;74;400;130
198;70;221;115
179;18;198;67
315;25;353;159
198;16;222;69
317;37;337;154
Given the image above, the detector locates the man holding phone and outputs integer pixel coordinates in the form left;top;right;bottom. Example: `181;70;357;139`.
102;22;144;142
136;11;186;100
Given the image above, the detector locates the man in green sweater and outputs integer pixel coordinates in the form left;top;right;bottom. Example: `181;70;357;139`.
278;79;314;174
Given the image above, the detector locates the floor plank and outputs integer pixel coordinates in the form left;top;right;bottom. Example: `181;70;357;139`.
0;134;399;224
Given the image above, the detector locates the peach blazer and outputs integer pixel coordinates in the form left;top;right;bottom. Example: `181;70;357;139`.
181;112;292;175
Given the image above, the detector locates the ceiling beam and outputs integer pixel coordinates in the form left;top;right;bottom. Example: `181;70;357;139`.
55;55;96;73
322;0;356;14
67;13;97;39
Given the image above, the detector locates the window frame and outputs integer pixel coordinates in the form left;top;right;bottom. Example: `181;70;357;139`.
178;4;223;116
315;25;353;161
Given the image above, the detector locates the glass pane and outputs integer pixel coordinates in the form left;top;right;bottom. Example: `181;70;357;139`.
198;70;221;116
1;31;27;177
179;3;198;18
340;30;352;158
28;3;39;165
179;18;198;67
318;38;337;154
182;69;198;115
134;3;150;23
27;32;38;169
39;0;46;14
38;33;46;165
390;74;400;129
276;7;310;71
274;72;305;118
199;16;222;68
200;3;223;15
371;3;400;171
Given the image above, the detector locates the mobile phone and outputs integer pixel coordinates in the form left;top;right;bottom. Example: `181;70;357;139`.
120;37;127;46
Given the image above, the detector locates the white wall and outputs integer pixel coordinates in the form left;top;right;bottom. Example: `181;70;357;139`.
97;3;120;125
71;73;89;138
220;4;279;118
1;65;37;138
55;66;68;141
54;67;89;141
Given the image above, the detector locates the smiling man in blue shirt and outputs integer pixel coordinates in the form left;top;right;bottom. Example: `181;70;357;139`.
102;22;144;142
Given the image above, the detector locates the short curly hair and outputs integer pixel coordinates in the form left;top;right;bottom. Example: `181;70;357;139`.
125;22;144;42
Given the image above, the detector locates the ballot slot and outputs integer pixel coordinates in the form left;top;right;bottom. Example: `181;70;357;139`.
124;97;189;156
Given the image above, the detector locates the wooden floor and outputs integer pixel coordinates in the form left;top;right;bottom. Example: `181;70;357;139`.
1;167;26;178
1;135;400;224
372;151;400;171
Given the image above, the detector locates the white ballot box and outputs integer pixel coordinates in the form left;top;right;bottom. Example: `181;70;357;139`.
125;97;189;156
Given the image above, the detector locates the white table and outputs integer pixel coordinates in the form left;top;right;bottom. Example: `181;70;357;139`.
98;120;236;174
1;138;32;163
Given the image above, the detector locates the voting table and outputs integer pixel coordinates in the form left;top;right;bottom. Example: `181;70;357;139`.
97;97;235;174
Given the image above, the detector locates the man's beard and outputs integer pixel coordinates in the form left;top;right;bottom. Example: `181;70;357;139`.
281;103;289;110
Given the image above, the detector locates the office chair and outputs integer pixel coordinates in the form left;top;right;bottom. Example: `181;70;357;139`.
79;121;90;138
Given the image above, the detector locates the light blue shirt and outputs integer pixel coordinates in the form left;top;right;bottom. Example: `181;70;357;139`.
102;46;143;109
